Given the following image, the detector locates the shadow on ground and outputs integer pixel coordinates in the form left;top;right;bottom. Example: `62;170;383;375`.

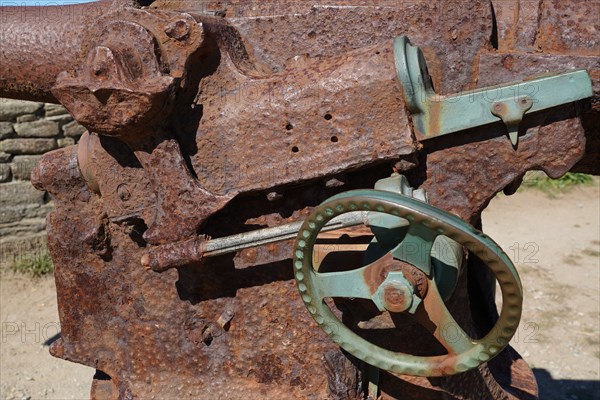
534;368;600;400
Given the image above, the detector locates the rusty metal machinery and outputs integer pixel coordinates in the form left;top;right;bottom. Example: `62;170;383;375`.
0;0;598;399
293;180;523;378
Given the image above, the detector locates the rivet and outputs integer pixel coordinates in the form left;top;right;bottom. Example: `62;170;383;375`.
164;19;191;41
216;309;234;329
117;183;130;201
266;191;283;202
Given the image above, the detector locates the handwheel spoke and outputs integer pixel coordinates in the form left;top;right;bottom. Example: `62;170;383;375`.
313;252;396;300
293;189;522;377
415;279;475;354
390;222;438;275
314;269;372;299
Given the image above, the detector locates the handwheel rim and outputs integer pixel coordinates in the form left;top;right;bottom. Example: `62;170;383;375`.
293;190;522;377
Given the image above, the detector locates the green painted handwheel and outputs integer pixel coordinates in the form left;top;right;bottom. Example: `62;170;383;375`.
293;189;522;377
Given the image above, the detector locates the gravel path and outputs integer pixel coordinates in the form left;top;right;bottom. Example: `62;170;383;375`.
483;183;600;400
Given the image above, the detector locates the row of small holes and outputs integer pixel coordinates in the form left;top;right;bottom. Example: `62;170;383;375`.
289;113;336;152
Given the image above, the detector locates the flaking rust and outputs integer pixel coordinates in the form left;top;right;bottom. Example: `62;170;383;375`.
1;0;598;399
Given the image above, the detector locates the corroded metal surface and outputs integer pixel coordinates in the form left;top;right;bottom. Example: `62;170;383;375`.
1;0;598;399
154;0;494;94
0;1;111;102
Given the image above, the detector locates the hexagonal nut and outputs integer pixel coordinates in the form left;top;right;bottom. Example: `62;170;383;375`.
371;272;415;313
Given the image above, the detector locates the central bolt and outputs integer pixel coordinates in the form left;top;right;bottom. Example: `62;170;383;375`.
380;280;414;313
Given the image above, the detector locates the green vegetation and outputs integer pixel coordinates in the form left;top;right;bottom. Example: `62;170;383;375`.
11;252;54;277
583;248;600;258
522;172;594;193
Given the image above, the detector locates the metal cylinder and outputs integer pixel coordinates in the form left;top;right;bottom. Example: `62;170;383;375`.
0;0;111;102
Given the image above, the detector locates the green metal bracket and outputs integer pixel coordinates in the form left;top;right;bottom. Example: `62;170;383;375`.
365;174;462;301
393;36;594;146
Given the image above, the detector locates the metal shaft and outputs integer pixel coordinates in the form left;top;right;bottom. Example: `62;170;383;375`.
203;211;369;257
142;211;370;271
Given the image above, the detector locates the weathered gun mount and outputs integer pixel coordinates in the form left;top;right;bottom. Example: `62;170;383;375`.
1;0;598;398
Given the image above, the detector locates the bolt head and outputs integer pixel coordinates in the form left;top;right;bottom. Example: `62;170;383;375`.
117;183;131;201
165;19;191;41
373;278;415;313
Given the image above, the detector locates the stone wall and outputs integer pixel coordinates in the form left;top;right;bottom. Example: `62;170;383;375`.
0;99;85;267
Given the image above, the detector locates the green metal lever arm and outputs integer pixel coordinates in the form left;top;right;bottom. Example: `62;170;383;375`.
393;36;593;146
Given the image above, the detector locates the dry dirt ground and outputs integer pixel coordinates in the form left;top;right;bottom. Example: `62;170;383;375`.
0;182;598;399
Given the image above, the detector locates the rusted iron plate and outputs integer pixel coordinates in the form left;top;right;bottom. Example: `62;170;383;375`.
2;0;596;398
155;0;493;94
492;0;600;54
477;52;599;175
415;108;586;223
191;41;415;196
537;0;600;54
488;0;599;175
33;144;369;399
